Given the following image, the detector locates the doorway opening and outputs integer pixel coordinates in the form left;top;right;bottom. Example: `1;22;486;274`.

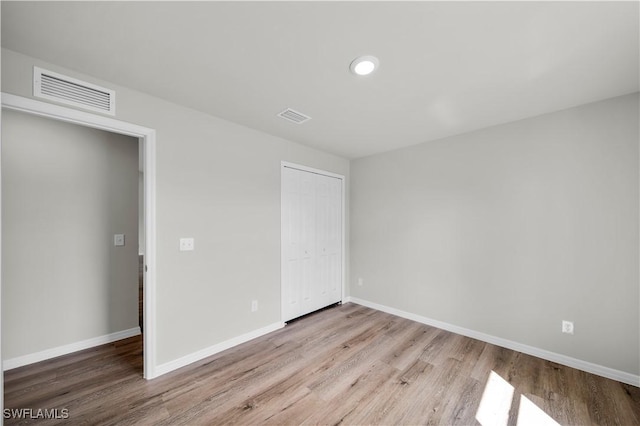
0;93;158;382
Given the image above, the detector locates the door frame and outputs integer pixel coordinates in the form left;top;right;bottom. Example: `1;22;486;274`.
280;161;346;322
1;92;159;380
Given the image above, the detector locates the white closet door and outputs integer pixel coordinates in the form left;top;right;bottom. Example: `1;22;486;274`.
325;175;342;305
315;174;342;309
282;165;342;322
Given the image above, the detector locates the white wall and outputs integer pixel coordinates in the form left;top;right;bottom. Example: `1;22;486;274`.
350;93;639;376
2;109;139;359
1;48;350;366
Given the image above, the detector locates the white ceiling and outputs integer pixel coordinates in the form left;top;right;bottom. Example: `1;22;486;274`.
2;1;638;159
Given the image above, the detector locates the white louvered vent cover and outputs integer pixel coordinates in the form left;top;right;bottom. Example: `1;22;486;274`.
277;108;311;124
33;67;116;115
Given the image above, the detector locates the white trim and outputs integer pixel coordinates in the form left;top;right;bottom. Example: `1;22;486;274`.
1;92;159;379
280;161;346;322
346;297;640;387
1;89;4;420
155;322;285;377
3;327;141;371
142;127;158;380
3;93;140;137
341;174;346;305
281;161;345;180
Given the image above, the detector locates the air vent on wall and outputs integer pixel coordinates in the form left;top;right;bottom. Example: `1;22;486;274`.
33;67;116;115
277;108;311;124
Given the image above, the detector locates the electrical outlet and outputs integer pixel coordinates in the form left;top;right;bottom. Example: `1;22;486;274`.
562;320;574;335
251;300;258;312
114;234;125;246
179;238;194;251
358;277;363;287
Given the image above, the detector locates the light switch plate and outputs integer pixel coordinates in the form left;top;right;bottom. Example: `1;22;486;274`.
180;238;194;251
114;234;125;246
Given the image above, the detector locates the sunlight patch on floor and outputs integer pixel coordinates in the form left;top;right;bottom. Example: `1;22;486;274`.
516;395;560;426
476;371;514;426
476;370;561;426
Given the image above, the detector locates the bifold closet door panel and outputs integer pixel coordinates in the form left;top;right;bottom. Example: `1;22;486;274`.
315;174;342;309
282;167;315;321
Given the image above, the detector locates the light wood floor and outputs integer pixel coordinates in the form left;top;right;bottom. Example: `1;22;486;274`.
4;303;639;425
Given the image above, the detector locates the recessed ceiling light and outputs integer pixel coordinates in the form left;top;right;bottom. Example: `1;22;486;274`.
350;55;379;76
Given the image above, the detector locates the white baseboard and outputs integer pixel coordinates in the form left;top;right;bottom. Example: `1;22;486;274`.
345;296;640;387
3;327;141;371
154;321;285;378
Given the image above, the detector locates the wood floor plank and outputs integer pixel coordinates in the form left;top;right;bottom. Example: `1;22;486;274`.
4;303;639;425
262;387;325;425
381;322;441;371
347;359;435;425
301;360;400;425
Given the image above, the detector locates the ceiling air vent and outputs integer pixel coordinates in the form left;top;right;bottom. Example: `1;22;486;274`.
33;66;115;115
277;108;311;124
